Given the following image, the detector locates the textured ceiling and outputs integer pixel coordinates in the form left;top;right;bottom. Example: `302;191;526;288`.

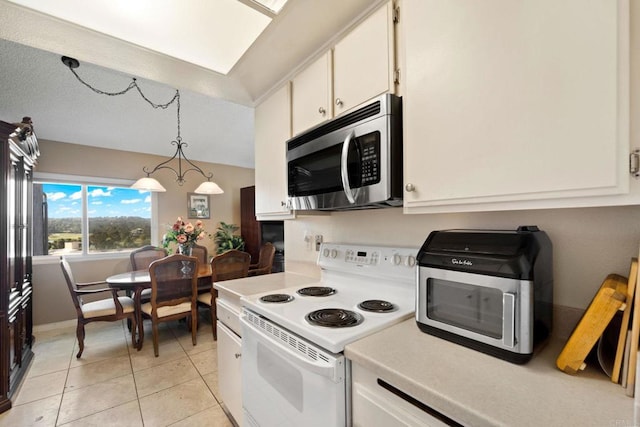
0;0;382;169
0;38;256;168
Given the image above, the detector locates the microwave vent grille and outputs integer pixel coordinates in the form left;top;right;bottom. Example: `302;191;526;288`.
287;101;381;150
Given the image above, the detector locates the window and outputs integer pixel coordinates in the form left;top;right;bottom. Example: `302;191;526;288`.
33;174;154;256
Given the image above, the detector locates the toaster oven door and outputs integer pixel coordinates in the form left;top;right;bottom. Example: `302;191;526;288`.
417;267;534;354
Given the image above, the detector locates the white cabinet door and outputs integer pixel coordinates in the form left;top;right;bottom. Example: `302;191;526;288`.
254;83;295;219
402;0;631;213
291;51;333;136
351;363;452;427
333;2;396;115
217;321;243;426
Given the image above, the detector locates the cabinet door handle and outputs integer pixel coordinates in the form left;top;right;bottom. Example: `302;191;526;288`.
405;183;416;192
235;353;242;359
335;98;343;107
318;107;326;115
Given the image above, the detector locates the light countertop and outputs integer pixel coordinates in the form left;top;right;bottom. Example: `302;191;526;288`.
213;264;320;301
345;319;634;427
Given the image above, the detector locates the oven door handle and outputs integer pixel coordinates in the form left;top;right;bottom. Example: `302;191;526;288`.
240;316;342;383
340;130;356;204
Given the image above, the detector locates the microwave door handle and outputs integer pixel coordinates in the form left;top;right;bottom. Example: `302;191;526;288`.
502;293;516;348
340;130;356;204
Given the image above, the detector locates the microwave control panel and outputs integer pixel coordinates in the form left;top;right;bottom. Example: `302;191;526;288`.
359;133;381;186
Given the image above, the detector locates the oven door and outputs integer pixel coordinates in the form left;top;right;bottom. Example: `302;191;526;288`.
287;113;392;210
417;267;534;354
240;310;348;427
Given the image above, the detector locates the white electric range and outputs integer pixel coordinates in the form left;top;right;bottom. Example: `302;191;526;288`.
240;242;417;427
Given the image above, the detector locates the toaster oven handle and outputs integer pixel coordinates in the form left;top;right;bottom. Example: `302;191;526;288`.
503;293;516;348
340;130;356;204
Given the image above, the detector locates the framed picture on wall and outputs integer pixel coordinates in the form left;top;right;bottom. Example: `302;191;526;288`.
187;193;210;219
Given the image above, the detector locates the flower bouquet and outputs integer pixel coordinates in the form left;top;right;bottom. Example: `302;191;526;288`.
162;217;208;254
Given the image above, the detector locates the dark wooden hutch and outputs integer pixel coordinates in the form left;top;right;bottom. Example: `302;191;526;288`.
240;186;284;272
0;118;38;413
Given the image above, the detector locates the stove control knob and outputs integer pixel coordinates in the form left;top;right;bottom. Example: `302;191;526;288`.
392;254;402;265
405;255;416;267
323;248;330;257
330;249;338;258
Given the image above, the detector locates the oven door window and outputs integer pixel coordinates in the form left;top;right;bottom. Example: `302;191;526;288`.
288;131;381;197
427;279;503;339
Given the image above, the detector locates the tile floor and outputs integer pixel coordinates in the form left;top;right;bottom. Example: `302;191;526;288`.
0;312;235;427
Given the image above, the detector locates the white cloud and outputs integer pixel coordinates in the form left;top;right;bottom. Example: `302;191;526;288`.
144;195;151;203
70;191;82;200
46;191;66;201
92;201;103;205
89;188;111;198
121;199;142;204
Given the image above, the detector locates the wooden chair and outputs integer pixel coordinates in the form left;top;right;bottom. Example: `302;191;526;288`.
190;243;208;266
197;250;251;340
130;245;168;303
248;242;276;276
60;257;137;358
130;245;168;270
140;254;199;357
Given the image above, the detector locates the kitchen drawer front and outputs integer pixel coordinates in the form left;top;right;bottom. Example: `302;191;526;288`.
217;298;241;337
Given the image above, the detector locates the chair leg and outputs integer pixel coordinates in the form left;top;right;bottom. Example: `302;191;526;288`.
76;321;85;358
129;315;137;350
191;310;197;347
152;320;159;357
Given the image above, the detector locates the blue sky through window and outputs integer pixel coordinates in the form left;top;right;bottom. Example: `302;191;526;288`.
43;183;151;219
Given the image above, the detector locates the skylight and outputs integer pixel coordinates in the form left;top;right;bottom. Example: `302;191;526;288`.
6;0;287;75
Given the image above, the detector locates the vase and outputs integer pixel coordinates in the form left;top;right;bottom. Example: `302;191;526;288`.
178;244;193;275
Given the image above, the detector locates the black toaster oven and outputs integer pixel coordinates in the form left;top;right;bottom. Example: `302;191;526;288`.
416;226;553;364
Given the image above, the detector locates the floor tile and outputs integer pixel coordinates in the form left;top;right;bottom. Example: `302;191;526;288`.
134;358;200;398
12;370;67;406
169;405;234;427
1;320;234;427
0;394;61;427
129;338;188;372
65;355;132;392
139;377;217;427
57;400;142;427
189;348;218;376
57;374;137;425
201;372;221;403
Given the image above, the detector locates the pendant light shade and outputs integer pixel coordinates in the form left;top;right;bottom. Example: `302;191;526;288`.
131;176;167;192
194;180;224;194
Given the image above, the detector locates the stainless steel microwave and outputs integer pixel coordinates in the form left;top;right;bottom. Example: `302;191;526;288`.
416;226;553;364
286;93;402;211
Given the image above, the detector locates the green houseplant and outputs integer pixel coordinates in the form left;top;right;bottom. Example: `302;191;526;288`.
213;222;245;254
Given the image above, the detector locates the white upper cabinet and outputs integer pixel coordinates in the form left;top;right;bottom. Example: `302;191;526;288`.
402;0;636;213
291;51;333;136
290;1;397;137
333;1;396;116
254;83;295;219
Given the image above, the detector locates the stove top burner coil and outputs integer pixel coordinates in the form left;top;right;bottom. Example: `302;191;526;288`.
297;286;337;297
305;308;364;328
259;294;294;303
358;300;395;312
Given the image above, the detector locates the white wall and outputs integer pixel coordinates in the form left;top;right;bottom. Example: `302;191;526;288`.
285;205;640;310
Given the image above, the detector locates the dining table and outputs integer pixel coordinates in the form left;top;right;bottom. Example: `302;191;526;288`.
106;264;213;349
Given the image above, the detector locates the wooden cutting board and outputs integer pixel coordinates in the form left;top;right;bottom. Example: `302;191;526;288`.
612;258;638;383
557;274;628;375
626;257;640;396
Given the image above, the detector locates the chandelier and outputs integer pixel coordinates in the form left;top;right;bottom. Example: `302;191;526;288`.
61;56;223;194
